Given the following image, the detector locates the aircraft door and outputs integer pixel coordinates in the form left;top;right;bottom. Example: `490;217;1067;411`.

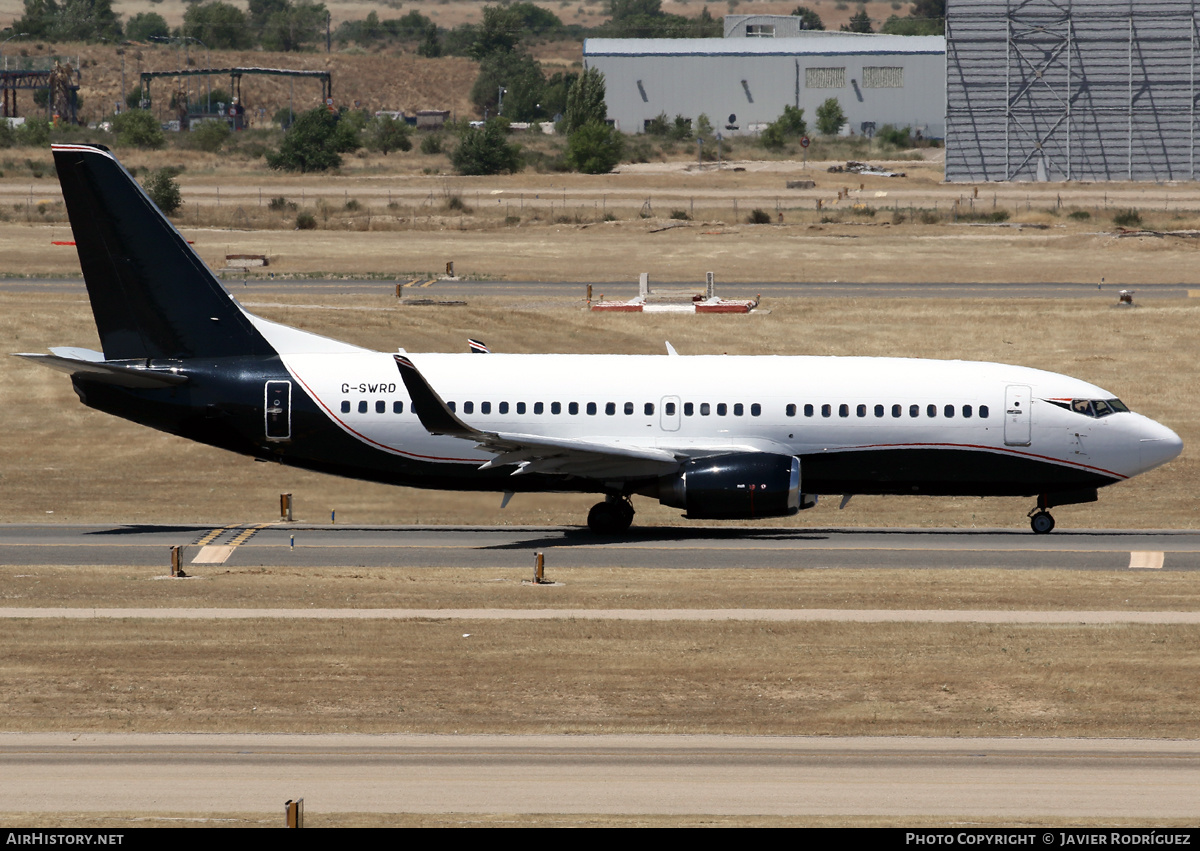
265;380;292;441
660;395;681;431
1004;385;1031;446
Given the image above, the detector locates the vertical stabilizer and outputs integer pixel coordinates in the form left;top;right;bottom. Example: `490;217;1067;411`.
52;144;274;360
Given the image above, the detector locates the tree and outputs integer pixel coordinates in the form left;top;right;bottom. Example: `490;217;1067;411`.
143;168;182;215
450;120;521;175
566;121;624;174
471;50;545;121
841;8;873;33
816;97;846;135
775;104;806;137
365;115;412;156
469;5;523;59
880;0;944;35
183;2;252;50
261;1;328;52
126;12;169;41
563;67;606;134
113;109;165;149
266;108;359;172
791;5;824;30
14;0;122;41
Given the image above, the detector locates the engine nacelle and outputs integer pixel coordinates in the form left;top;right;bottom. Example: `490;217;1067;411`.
654;453;816;520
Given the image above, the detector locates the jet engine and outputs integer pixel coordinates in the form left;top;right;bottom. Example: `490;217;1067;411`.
652;453;816;519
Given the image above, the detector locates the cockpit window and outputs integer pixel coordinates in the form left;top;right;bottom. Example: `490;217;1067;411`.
1052;398;1129;418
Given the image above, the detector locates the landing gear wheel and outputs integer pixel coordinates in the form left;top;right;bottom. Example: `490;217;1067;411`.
1030;511;1056;534
587;497;635;535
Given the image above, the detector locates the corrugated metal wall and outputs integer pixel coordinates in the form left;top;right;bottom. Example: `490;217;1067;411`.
587;43;946;138
947;0;1200;182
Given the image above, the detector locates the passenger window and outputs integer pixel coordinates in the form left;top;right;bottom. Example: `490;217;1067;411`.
341;401;351;414
481;402;491;414
463;401;474;414
822;404;831;418
734;403;744;416
962;405;972;418
645;402;655;415
909;405;919;418
944;405;954;418
979;405;989;418
517;402;526;415
569;402;579;415
625;402;634;415
498;402;508;414
665;402;676;415
587;402;597;415
376;400;385;414
839;404;849;418
874;404;884;418
359;401;368;414
534;402;544;415
892;404;902;418
857;404;866;418
751;403;761;417
804;404;814;417
684;402;694;416
700;403;711;416
786;404;796;417
927;404;936;418
718;403;728;416
393;401;404;414
447;401;456;412
606;402;617;415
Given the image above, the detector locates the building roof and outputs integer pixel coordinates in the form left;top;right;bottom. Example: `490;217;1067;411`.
584;35;945;57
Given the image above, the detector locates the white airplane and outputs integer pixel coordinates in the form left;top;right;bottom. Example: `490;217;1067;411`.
17;144;1183;534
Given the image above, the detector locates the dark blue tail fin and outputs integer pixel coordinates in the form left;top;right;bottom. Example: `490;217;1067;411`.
53;144;273;360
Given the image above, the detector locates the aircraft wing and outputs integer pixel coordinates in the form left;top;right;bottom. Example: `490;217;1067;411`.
393;354;680;479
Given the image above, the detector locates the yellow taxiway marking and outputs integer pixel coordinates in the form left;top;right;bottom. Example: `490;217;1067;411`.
1129;551;1165;569
192;523;275;564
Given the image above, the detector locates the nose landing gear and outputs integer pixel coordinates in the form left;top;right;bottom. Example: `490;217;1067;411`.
587;495;635;535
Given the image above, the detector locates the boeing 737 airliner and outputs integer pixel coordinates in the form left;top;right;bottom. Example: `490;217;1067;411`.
17;144;1183;533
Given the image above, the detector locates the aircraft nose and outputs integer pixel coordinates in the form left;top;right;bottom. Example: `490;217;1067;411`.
1139;419;1183;472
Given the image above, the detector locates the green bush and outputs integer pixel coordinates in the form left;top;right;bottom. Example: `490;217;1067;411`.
113;110;165;150
420;133;443;155
296;211;317;230
267;108;361;173
875;124;911;148
565;121;624;174
1068;210;1091;221
816;97;846;136
450;120;521;175
747;208;772;224
1113;208;1142;228
188;120;230;153
365;115;412;156
142;168;182;215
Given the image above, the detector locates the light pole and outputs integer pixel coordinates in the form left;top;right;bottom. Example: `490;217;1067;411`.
1;32;28;72
181;35;211;113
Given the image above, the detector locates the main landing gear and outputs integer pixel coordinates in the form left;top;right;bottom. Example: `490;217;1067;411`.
1028;507;1056;534
587;495;635;535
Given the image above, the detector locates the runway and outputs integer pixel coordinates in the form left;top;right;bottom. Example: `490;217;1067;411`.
3;276;1195;299
2;524;1199;571
3;733;1198;818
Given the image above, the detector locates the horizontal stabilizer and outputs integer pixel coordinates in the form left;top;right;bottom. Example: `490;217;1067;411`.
14;352;188;388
